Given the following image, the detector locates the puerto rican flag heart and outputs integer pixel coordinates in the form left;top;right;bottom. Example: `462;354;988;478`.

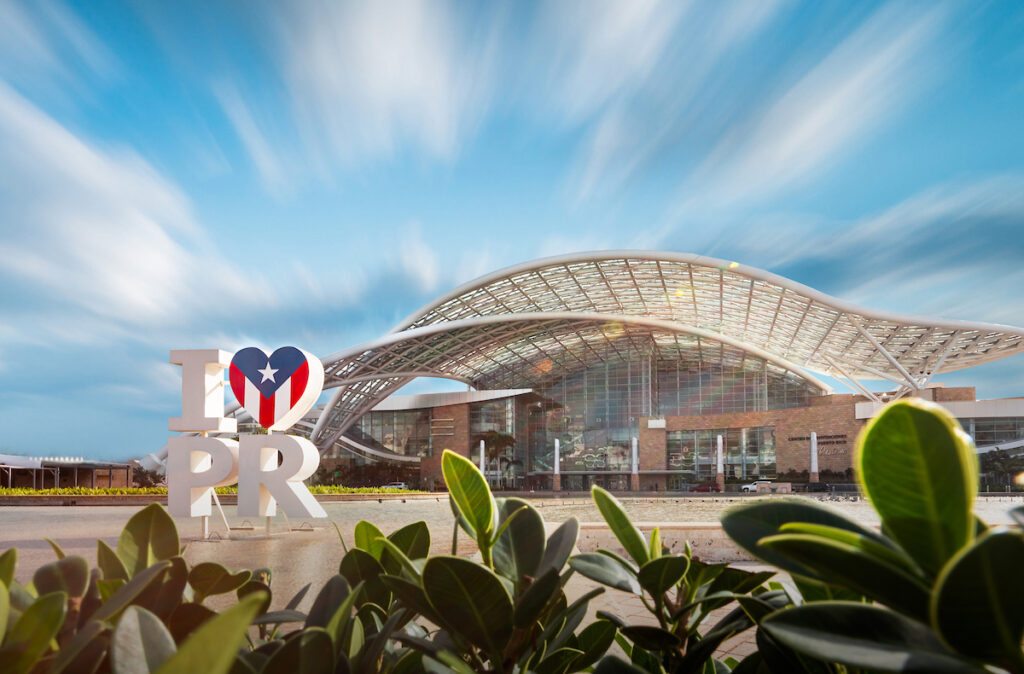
229;347;325;431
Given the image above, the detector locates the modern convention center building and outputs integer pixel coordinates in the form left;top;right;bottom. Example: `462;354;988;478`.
296;252;1024;491
145;251;1024;491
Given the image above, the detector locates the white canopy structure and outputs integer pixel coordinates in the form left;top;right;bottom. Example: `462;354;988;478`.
307;251;1024;453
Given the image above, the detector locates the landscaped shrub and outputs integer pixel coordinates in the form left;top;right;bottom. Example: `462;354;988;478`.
0;503;265;674
569;485;782;672
722;397;1024;673
4;398;1019;673
0;487;171;496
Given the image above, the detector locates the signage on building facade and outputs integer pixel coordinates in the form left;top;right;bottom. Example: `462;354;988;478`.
167;348;327;520
788;433;849;456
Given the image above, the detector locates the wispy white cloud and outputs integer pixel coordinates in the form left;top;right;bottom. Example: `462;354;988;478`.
272;0;495;166
397;222;440;292
0;79;265;338
0;0;117;96
530;0;688;123
214;83;290;197
560;0;787;202
676;4;945;213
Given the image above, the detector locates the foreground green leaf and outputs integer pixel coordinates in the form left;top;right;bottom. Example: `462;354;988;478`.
422;556;513;656
442;450;494;539
762;602;983;673
493;497;545;585
857;399;978;577
538;518;579;576
155;592;265;674
261;626;334;674
637;555;688;595
591;487;649;566
721;499;893;581
0;549;15;587
118;504;180;578
33;555;90;599
354;520;386;559
932;529;1024;669
758;533;931;619
0;580;8;644
0;591;67;674
98;539;130;581
112;606;177;674
570;553;642;594
188;562;251;602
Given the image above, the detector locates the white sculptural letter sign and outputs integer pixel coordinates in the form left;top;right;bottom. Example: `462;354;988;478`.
168;347;327;520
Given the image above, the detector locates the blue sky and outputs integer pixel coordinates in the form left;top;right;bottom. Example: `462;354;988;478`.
1;1;1023;461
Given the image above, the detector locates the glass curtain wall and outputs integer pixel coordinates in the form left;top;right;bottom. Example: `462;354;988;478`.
356;409;432;457
470;399;520;487
528;353;815;473
958;417;1024;447
666;426;775;481
529;360;648;473
655;360;814;416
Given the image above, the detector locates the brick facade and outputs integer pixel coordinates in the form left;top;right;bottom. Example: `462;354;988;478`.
649;393;867;477
350;386;982;490
419;403;470;490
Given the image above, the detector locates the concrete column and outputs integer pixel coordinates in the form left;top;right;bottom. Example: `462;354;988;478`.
810;431;820;484
630;437;640;491
479;439;486;475
715;434;725;491
553;438;560;491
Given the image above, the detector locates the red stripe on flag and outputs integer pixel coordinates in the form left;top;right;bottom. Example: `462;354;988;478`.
229;364;245;407
291;361;309;408
260;393;275;428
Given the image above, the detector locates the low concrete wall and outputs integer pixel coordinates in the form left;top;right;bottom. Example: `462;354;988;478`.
0;492;452;506
577;521;750;563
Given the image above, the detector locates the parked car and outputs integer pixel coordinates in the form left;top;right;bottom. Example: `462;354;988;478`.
741;479;772;493
691;483;721;493
383;482;409;490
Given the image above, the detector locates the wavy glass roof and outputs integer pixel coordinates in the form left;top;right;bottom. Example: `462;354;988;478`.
309;251;1024;450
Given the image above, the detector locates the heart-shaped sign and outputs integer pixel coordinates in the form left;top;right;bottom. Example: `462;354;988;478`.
228;347;324;431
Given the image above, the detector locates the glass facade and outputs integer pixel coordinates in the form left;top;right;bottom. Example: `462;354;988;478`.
958;418;1024;447
355;409;432;457
526;356;816;474
470;398;521;487
666;427;775;480
339;352;816;488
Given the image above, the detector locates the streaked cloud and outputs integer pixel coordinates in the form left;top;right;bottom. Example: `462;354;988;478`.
213;83;290;197
0;80;262;336
676;3;945;213
271;0;495;166
563;0;787;202
0;0;117;93
397;222;441;292
530;0;687;123
667;175;1024;325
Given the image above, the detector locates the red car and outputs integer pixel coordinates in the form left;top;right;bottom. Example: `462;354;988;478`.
691;483;721;493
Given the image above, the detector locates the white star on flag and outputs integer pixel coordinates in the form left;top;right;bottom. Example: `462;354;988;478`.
258;365;279;383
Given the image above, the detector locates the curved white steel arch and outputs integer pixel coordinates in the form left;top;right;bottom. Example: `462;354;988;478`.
323;312;832;391
312;312;834;450
152;251;1024;468
395;250;1024;337
388;251;1024;383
